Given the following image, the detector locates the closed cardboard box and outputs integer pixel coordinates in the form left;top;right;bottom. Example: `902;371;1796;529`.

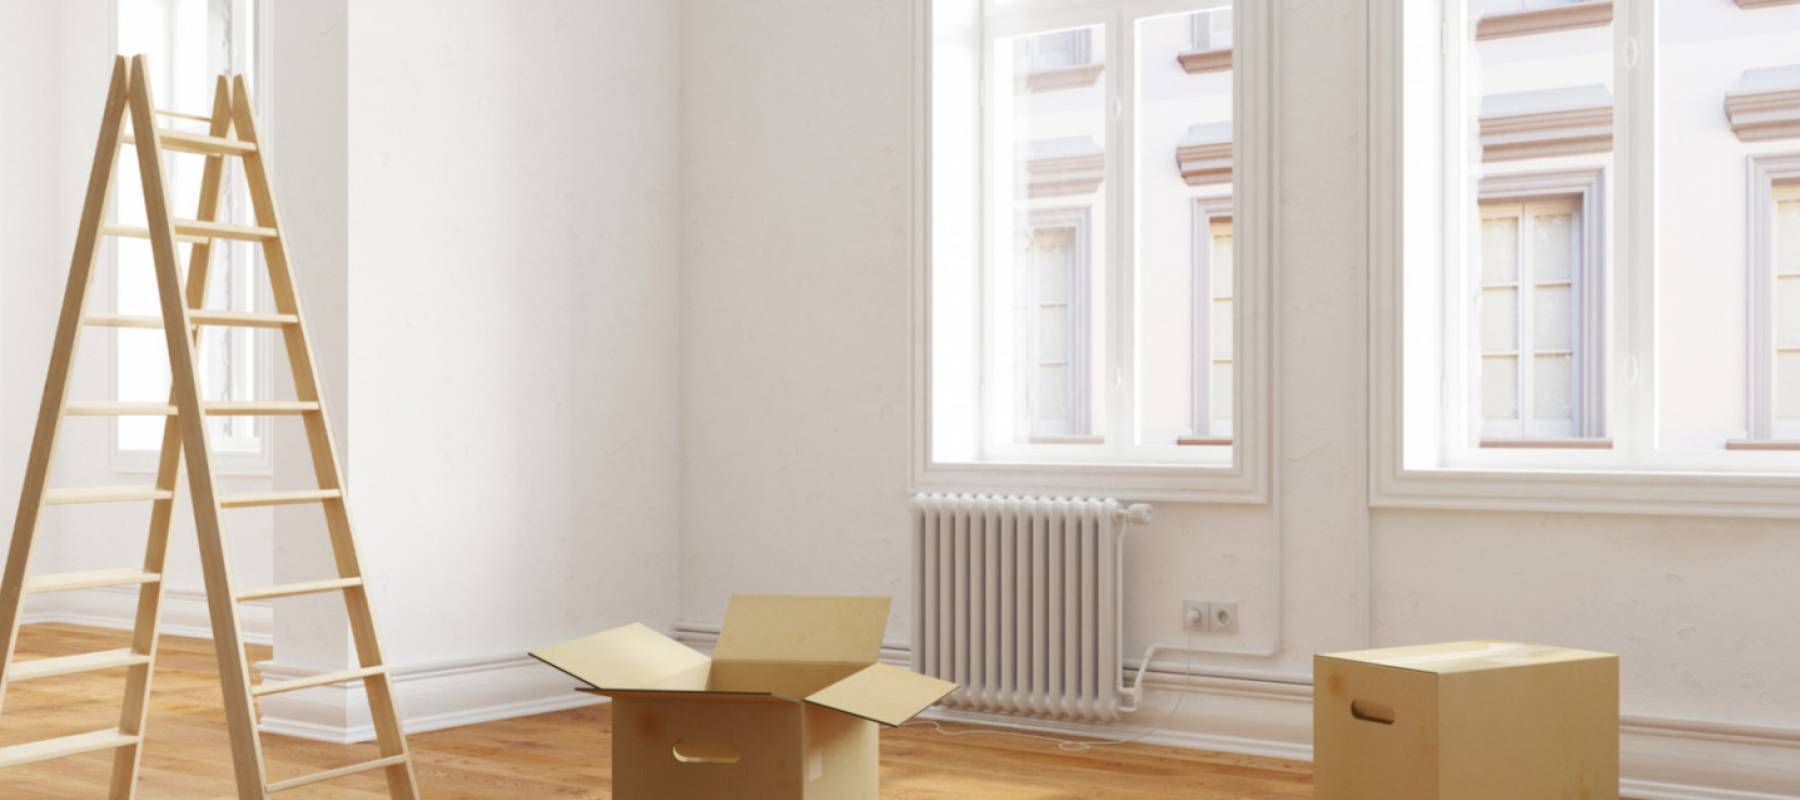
1314;641;1618;800
532;595;956;800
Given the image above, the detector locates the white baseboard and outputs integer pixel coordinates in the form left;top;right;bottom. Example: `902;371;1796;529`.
22;586;272;645
255;653;602;744
672;621;1800;800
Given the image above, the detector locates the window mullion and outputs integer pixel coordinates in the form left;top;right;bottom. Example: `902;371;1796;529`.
1107;5;1133;455
1614;0;1657;464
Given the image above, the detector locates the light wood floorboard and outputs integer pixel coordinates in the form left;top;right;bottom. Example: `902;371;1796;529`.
0;623;1312;798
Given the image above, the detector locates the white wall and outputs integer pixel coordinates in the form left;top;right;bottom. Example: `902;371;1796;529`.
334;0;685;666
679;0;1800;794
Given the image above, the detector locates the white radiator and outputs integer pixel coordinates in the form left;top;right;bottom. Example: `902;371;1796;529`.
911;494;1140;723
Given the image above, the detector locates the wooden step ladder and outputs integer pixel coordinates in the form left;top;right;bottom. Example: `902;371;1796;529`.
0;55;420;799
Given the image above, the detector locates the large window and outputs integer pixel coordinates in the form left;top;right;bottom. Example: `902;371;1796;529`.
922;0;1266;497
1378;0;1800;510
113;0;268;470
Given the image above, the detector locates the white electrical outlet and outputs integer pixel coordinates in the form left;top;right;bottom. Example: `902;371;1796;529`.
1207;602;1239;633
1183;599;1212;631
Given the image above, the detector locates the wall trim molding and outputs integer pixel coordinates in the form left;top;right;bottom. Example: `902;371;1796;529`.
22;586;272;645
676;621;1800;798
255;652;600;744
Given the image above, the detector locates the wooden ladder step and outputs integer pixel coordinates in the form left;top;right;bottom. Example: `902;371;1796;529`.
101;224;209;245
23;569;161;594
264;755;410;793
205;401;320;416
154;107;212;123
218;489;342;509
122;130;256;156
236;577;362;602
9;648;152;682
44;486;174;505
64;402;177;416
104;219;277;242
82;311;300;329
0;729;139;769
63;401;320;417
251;665;385;698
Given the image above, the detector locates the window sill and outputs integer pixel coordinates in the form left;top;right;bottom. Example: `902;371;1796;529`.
1479;437;1613;450
1373;464;1800;519
1725;439;1800;451
914;459;1264;504
1475;2;1612;41
1019;63;1104;93
1176;435;1233;447
1176;47;1231;75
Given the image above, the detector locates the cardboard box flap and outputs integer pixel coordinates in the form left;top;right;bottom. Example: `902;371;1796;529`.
1320;640;1616;674
804;662;958;727
714;595;890;665
530;623;711;691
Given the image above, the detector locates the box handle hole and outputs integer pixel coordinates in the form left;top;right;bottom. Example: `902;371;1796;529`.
1350;700;1395;725
672;739;741;765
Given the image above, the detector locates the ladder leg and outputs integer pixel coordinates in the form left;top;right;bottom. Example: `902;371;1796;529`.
0;56;131;713
125;56;268;800
108;74;238;800
230;75;419;798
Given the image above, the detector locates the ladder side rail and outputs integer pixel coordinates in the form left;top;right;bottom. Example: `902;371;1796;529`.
108;75;239;800
124;56;268;800
228;76;420;799
0;56;132;710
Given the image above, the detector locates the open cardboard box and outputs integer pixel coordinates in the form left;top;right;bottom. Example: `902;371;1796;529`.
531;595;957;799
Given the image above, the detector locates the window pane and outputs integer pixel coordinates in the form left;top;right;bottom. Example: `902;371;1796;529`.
1534;284;1572;352
1779;199;1800;277
1780;352;1800;421
1481;217;1518;285
1531;212;1573;281
1535;354;1573;420
1038;306;1069;362
1482;357;1519;420
1778;278;1800;348
1037;365;1071;424
1137;6;1231;449
1481;287;1519;353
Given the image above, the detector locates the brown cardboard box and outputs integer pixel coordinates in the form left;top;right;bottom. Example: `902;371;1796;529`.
531;595;957;800
1314;641;1619;800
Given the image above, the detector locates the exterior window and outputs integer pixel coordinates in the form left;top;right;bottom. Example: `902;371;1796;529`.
1743;157;1800;446
114;0;267;468
1184;200;1233;445
1389;0;1800;478
1476;191;1599;443
925;0;1261;486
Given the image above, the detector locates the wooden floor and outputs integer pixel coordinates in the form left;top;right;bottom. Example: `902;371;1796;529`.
0;624;1312;798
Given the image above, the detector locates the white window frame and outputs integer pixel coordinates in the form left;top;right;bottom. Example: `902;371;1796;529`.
912;0;1272;502
1187;196;1232;444
1468;169;1606;447
1371;0;1800;518
1743;154;1800;445
108;0;274;476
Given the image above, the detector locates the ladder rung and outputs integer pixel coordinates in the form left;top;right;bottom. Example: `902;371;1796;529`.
264;755;410;793
205;402;320;416
189;310;300;328
252;666;385;698
9;648;151;682
44;486;174;505
236;577;362;603
0;729;139;769
62;402;320;417
218;489;342;509
83;311;300;329
122;130;256;156
103;220;277;243
23;568;161;594
102;224;210;245
64;402;176;416
154;108;212;123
